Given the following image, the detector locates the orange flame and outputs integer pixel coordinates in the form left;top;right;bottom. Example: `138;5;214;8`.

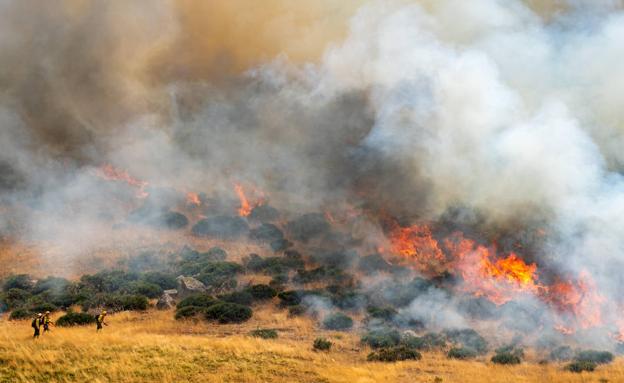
97;164;148;199
186;192;201;206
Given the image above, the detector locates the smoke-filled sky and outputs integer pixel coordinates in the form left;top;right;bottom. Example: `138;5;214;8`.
2;0;624;336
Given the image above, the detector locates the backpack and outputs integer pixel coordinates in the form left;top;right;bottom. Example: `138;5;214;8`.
94;314;100;322
31;318;37;328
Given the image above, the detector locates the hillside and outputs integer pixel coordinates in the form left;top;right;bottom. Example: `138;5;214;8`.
1;308;622;383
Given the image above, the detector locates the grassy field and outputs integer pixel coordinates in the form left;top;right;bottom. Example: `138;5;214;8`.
0;307;622;383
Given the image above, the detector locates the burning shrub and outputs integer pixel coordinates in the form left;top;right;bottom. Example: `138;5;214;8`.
250;329;278;339
192;216;249;239
249;223;284;244
248;205;280;222
177;294;218;309
245;284;277;300
285;213;330;242
443;329;488;355
204;302;252;324
381;277;433;307
565;361;597;373
322;313;354;331
56;311;96;327
174;305;206;320
277;290;303;307
457;297;500;320
218;291;254;306
2;274;33;292
367;346;422;362
401;332;446;351
361;329;401;349
549;346;575;362
141;272;177;290
313;338;332;351
447;347;478;360
160;211;189;229
574;350;614;365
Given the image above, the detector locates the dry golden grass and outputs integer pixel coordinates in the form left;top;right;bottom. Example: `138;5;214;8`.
0;307;623;383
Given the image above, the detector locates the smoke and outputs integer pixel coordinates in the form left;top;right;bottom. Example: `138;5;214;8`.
3;0;624;344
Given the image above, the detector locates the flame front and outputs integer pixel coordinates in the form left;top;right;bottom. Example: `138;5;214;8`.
97;164;148;199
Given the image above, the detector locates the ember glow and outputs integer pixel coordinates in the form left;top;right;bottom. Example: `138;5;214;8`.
186;192;201;206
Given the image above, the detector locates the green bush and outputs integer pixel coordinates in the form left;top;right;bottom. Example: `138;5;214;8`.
313;338;332;351
80;270;139;294
56;312;96;327
246;284;277;300
277;290;303;306
218;291;254;306
174;305;206;320
32;277;70;295
122;281;163;298
204;302;252;324
361;329;401;349
366;306;398;321
550;346;574;362
491;352;521;365
177;294;218;309
575;350;613;365
447;347;477;360
401;332;446;351
29;301;57;314
3;288;31;309
9;307;32;320
82;293;148;312
196;262;242;289
322;313;353;331
141;272;177;290
367;346;422;362
443;329;488;355
3;274;33;292
565;361;597;373
249;329;278;339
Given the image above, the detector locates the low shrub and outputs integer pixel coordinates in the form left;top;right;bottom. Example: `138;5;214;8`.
322;313;353;331
3;288;31;309
565;360;597;373
401;332;446;351
174;306;205;320
3;274;33;292
177;294;218;309
575;350;614;365
122;281;163;298
361;329;401;349
367;346;422;362
447;347;477;360
56;311;96;327
9;307;32;320
218;291;254;306
204;302;252;324
277;290;302;307
246;284;277;300
366;306;398;321
550;346;574;362
443;328;488;355
249;329;278;339
313;337;332;351
491;352;521;365
141;272;177;290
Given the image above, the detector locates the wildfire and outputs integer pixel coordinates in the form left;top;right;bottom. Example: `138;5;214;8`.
186;192;201;206
97;164;148;199
233;183;265;217
389;224;445;263
545;271;605;330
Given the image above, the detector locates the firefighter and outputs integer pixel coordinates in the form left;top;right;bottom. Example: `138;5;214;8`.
42;311;52;333
32;313;42;338
96;310;108;331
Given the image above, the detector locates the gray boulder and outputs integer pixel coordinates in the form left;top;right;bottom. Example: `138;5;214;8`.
156;290;176;310
176;276;207;297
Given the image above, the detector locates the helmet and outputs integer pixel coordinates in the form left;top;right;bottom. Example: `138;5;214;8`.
45;311;50;314
37;313;42;317
102;310;107;314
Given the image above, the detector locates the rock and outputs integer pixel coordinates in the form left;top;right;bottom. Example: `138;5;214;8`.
156;291;176;310
164;289;178;297
176;276;207;297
